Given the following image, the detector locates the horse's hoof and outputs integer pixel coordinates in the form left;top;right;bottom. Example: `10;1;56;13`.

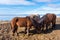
45;30;48;32
12;34;14;36
12;35;14;36
26;34;30;36
25;32;26;34
17;34;19;36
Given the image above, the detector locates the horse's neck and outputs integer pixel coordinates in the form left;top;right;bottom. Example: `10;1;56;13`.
30;18;38;26
37;16;46;23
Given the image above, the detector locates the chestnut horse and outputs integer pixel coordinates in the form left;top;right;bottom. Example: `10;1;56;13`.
11;14;40;36
11;17;33;36
39;13;56;31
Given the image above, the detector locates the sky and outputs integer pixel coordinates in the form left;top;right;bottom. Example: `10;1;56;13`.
0;0;60;20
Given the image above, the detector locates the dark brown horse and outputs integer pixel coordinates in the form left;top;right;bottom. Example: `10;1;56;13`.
10;14;40;36
38;13;56;31
46;13;56;29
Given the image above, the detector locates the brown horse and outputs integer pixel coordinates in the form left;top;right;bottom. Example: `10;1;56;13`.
11;17;32;36
38;13;56;31
46;13;56;29
11;14;40;36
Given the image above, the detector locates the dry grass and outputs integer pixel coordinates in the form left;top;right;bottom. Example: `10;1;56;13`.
0;18;60;40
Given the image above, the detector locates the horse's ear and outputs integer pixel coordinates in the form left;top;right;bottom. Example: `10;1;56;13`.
26;16;30;19
33;16;35;18
26;16;30;18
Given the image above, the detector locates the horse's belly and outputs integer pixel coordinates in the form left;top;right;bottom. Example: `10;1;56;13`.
16;22;27;27
20;24;27;27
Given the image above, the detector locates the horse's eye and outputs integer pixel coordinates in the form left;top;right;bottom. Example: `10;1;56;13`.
33;16;35;18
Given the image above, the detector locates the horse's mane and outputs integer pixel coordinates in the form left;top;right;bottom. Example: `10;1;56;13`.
38;15;47;24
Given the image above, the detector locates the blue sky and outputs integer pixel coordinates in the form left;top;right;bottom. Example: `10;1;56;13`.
0;0;60;20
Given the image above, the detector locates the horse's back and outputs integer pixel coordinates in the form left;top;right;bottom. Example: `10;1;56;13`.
11;17;32;27
46;13;56;21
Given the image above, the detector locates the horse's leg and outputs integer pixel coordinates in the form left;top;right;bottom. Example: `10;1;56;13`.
46;24;48;32
12;25;18;36
38;26;41;33
26;27;30;36
52;20;56;29
12;27;16;36
48;23;50;29
15;26;19;36
41;24;44;31
50;23;52;29
25;27;27;34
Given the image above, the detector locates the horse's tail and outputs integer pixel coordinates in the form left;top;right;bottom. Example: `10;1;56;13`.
10;22;12;30
53;14;56;24
10;17;18;29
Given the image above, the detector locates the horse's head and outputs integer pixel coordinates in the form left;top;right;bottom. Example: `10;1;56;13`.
29;14;40;21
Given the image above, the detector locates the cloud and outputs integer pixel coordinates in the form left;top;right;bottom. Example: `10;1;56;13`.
33;0;60;2
47;4;60;8
0;0;36;5
24;6;60;15
33;0;51;2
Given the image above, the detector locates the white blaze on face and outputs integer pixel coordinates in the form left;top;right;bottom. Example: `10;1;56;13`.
37;14;40;20
29;14;35;18
34;14;40;21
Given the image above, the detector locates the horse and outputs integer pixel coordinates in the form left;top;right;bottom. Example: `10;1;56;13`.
10;14;40;36
46;13;56;29
37;13;56;31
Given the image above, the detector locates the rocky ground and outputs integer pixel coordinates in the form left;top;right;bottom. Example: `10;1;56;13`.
0;18;60;40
